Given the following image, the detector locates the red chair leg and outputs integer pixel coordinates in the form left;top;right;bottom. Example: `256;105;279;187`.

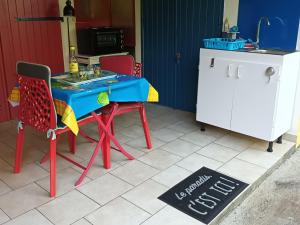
68;131;76;154
49;137;57;197
139;105;152;149
14;126;25;173
111;119;115;135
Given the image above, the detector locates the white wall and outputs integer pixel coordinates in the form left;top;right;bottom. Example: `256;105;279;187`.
223;0;239;27
59;0;77;71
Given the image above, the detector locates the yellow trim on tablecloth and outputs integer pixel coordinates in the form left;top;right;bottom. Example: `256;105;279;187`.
147;85;159;102
8;87;20;102
54;99;79;135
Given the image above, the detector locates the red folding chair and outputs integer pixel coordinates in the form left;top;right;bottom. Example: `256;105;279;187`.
99;55;152;149
15;61;133;197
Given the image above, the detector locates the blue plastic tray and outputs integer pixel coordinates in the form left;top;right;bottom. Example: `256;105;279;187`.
203;38;246;50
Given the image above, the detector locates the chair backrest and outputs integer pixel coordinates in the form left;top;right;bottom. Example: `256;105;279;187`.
100;55;140;76
17;61;57;132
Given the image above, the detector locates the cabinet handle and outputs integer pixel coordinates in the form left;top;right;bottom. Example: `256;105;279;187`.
227;64;233;77
237;65;241;79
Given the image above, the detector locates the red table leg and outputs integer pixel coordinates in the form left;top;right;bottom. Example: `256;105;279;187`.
101;113;111;169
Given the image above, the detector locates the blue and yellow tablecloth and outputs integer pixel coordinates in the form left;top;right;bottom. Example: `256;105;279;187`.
9;74;158;135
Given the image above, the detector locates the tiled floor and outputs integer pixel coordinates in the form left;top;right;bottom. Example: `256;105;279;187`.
0;104;295;225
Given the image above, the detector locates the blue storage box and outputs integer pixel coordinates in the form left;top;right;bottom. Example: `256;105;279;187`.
203;38;246;50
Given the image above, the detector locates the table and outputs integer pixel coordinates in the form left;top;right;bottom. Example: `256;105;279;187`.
9;73;158;172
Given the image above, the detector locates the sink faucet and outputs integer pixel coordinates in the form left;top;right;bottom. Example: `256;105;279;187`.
255;17;271;49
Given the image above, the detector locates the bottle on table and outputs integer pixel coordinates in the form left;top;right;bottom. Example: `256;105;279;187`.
69;46;78;76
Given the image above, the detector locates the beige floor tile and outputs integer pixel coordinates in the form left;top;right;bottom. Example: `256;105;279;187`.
0;143;45;168
180;131;216;147
3;210;52;225
119;125;146;138
126;137;166;152
109;144;146;165
77;173;133;205
72;218;91;225
38;153;84;172
72;157;120;180
177;153;223;172
0;162;48;190
38;190;99;225
141;206;204;225
122;180;168;214
138;150;182;170
152;165;192;188
0;179;11;196
86;197;150;225
0;183;50;218
110;160;159;186
236;148;281;169
250;139;294;157
218;158;267;184
197;143;240;163
166;121;199;134
36;168;91;196
161;139;201;157
152;128;184;142
0;209;9;224
215;133;255;151
147;118;169;131
202;125;229;139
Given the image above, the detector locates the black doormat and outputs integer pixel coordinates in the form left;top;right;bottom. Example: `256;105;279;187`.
158;167;248;224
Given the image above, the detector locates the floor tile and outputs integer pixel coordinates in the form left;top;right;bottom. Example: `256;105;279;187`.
119;125;146;138
110;160;159;186
218;158;267;184
166;121;199;134
180;130;216;147
38;190;99;225
0;142;46;168
0;209;9;224
122;180;168;214
110;144;146;165
36;168;91;196
197;143;240;163
77;173;133;205
141;206;204;225
202;125;229;139
152;165;192;188
0;183;50;218
160;139;201;157
236;148;281;169
152;128;184;142
86;197;150;225
72;218;92;225
177;153;223;172
38;153;84;172
0;177;12;196
126;137;166;152
3;210;52;225
147;118;169;131
0;163;48;190
250;140;294;157
138;150;182;170
215;133;255;151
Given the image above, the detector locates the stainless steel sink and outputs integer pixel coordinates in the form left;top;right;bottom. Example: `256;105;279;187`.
249;49;292;55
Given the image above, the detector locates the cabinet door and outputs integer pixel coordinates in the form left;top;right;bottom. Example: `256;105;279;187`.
196;57;236;130
231;62;280;140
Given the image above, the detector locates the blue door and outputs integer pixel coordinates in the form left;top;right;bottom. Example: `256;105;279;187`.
142;0;224;112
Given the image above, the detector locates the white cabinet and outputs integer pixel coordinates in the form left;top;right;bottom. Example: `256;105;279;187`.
196;48;300;144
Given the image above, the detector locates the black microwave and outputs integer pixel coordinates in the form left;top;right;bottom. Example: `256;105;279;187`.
77;27;124;55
